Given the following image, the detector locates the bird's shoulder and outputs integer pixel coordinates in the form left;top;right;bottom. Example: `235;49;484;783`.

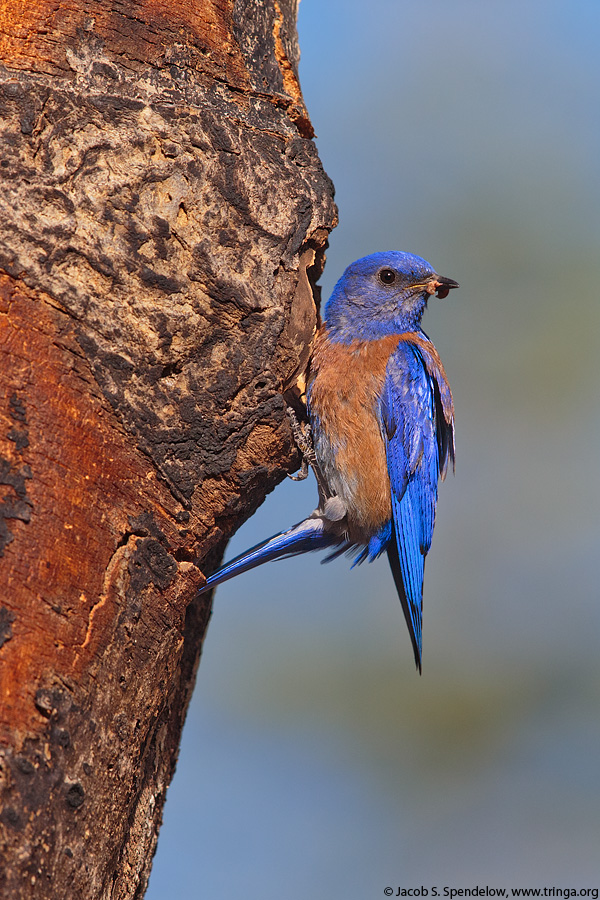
390;331;454;428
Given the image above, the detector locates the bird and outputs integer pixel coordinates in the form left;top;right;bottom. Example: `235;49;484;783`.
197;251;458;671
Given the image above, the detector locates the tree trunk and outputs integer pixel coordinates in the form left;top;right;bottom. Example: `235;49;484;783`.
0;1;336;896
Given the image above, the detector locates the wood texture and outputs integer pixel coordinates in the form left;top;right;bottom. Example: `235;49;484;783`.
0;1;336;896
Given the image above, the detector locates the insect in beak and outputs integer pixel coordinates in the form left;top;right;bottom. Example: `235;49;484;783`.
430;275;459;299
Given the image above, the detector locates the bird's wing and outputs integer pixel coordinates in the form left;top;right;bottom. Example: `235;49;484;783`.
380;341;441;671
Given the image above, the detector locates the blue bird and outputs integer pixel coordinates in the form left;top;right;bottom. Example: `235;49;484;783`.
198;251;457;671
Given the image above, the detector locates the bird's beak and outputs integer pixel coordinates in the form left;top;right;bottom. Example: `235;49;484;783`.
427;275;459;300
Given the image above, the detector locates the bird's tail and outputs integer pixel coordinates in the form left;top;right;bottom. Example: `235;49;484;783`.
198;516;341;594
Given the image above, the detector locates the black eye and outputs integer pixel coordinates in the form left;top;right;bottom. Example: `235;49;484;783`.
378;268;396;285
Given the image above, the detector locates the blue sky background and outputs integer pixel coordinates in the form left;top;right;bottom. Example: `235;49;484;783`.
147;1;600;895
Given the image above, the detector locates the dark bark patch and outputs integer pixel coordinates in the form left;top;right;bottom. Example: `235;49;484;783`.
0;458;31;500
0;457;33;555
51;727;71;750
0;807;21;830
139;266;181;294
7;428;29;451
0;607;15;648
15;757;35;776
128;537;177;594
65;782;85;809
127;511;169;546
8;393;27;424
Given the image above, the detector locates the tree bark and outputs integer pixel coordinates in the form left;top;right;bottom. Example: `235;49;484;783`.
0;2;336;896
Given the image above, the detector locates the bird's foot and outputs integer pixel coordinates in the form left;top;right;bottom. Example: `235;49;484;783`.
286;406;331;501
287;406;314;457
288;457;309;482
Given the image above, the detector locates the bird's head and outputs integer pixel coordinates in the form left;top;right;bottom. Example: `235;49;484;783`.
323;251;458;342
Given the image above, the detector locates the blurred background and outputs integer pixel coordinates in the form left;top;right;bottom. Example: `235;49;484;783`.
147;0;600;895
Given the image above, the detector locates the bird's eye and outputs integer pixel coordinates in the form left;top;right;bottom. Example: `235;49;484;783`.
378;268;396;285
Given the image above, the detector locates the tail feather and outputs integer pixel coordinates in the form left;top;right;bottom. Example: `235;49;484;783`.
198;516;341;594
387;536;423;674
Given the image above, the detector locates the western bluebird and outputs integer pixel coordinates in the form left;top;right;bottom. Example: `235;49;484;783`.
198;251;458;670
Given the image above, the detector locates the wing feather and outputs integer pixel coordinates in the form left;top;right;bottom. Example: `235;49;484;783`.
380;341;441;670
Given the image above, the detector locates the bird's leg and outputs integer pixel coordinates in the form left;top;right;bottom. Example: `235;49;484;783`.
286;406;332;505
286;406;315;481
286;407;309;481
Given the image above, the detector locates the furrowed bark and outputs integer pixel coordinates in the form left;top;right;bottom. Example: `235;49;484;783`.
0;1;336;896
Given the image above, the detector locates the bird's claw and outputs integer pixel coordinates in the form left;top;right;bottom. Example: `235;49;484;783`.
288;457;309;481
286;406;332;503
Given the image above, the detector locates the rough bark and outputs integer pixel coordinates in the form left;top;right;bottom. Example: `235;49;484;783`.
0;1;336;897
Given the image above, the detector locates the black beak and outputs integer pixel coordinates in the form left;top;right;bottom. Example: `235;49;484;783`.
433;275;459;299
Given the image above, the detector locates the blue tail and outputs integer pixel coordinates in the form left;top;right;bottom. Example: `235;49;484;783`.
386;477;426;673
198;517;341;594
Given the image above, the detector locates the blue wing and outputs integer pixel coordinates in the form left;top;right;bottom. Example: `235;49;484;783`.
380;341;441;671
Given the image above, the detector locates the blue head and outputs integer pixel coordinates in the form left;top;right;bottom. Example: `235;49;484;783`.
323;251;458;342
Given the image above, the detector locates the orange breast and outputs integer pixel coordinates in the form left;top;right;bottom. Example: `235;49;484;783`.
307;330;401;542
